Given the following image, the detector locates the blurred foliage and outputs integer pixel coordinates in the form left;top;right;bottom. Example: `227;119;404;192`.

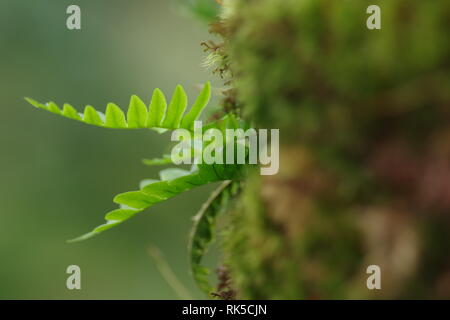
176;0;221;24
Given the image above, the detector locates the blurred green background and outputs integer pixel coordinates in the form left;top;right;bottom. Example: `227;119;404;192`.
0;0;219;299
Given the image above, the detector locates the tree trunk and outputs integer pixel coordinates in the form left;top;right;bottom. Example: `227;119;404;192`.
222;0;450;299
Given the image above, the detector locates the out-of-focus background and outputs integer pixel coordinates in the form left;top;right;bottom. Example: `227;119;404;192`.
0;0;219;299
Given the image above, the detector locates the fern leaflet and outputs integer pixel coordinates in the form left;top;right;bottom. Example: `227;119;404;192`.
25;82;211;131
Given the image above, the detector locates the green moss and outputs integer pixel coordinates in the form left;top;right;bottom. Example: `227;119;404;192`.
220;0;450;299
229;0;450;134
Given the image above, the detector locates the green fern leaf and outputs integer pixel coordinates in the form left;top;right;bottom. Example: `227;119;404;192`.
161;85;188;129
105;103;127;128
48;101;61;114
83;105;103;126
62;104;81;120
24;97;43;109
25;83;213;132
147;88;167;128
27;84;252;245
68;162;245;242
159;168;192;181
127;95;148;128
181;82;211;129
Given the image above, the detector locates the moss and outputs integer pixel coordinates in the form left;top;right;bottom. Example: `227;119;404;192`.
219;0;450;299
229;0;450;134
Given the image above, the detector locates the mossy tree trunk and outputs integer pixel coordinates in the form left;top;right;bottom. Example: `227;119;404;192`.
219;0;450;299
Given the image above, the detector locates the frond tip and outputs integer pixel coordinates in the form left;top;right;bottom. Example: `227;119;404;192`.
25;82;211;131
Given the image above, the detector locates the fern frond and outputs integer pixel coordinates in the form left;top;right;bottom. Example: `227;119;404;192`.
25;82;211;132
27;82;253;246
68;163;245;243
189;180;240;294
